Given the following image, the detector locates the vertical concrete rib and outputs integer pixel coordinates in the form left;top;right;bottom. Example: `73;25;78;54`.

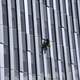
24;0;34;80
39;0;52;80
77;0;80;23
71;1;80;78
7;0;16;80
61;27;73;80
47;1;63;80
60;0;79;80
71;0;80;79
73;1;80;77
53;0;73;80
62;1;73;80
0;0;80;80
0;0;5;80
61;1;74;78
47;7;60;80
52;0;67;80
32;0;44;80
74;33;80;79
16;0;25;80
59;1;68;80
0;45;5;80
71;0;79;34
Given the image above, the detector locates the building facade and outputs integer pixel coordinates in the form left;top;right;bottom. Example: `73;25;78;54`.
0;0;80;80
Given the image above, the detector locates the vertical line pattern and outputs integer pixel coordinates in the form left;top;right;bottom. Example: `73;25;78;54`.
0;0;80;80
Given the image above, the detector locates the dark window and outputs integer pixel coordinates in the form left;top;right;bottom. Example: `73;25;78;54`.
14;48;19;70
12;8;17;28
40;55;44;73
47;57;51;73
45;21;49;38
21;12;26;32
23;52;28;72
4;45;9;68
37;19;41;36
3;27;8;45
20;0;25;12
29;15;33;34
13;29;18;48
61;62;65;72
4;68;9;80
22;32;26;51
2;0;6;5
11;0;15;8
31;54;36;74
2;4;8;26
55;60;58;72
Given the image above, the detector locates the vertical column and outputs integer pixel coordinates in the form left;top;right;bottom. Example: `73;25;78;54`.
52;0;66;80
47;1;62;80
60;0;79;80
77;0;80;23
53;0;73;80
0;0;5;80
61;27;73;80
39;0;52;80
71;0;80;79
0;45;4;80
74;33;80;79
39;1;48;80
0;0;10;79
71;0;79;34
58;1;67;80
32;0;44;80
61;2;74;80
24;0;35;80
16;0;24;80
7;0;16;80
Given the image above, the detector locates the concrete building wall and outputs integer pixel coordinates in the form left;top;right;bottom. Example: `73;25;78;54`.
0;0;80;80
